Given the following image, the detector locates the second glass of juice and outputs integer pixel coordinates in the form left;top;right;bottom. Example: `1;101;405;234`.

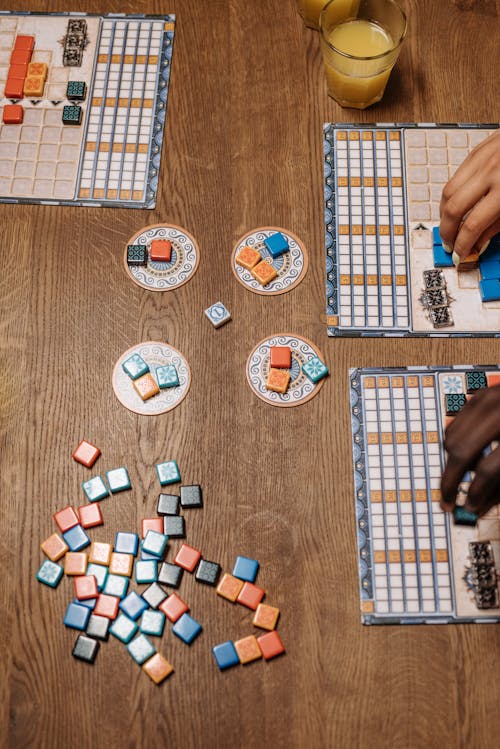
320;0;407;109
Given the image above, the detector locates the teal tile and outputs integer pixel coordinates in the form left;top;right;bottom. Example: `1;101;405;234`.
36;560;63;588
156;460;181;486
156;364;179;389
82;476;109;502
302;356;329;383
140;609;165;637
142;530;168;558
106;467;131;493
126;634;155;664
86;563;108;591
103;574;129;598
110;613;138;643
135;560;158;584
122;353;149;380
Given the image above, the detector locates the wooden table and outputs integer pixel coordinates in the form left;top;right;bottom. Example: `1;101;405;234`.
1;1;499;747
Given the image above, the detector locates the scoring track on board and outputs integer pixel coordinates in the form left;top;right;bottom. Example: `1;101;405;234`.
112;341;191;415
232;227;308;296
246;334;325;407
123;223;200;291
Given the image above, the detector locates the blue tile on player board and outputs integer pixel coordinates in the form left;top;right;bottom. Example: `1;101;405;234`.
433;243;454;268
480;279;500;302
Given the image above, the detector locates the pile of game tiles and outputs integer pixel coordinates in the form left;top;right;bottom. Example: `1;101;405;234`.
36;441;285;684
121;350;181;403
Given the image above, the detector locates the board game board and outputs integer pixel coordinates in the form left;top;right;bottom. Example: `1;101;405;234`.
324;123;500;336
0;12;175;208
351;365;500;625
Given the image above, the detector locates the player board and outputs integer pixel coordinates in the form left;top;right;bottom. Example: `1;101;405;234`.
324;123;500;336
351;365;500;625
0;12;175;208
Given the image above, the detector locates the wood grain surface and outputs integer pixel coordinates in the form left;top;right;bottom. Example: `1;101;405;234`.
1;1;499;747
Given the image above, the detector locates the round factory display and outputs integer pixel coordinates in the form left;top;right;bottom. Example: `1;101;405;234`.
246;333;328;408
112;341;191;416
124;223;200;292
231;227;308;296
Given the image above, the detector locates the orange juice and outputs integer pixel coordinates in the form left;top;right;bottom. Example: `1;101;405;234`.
296;0;360;30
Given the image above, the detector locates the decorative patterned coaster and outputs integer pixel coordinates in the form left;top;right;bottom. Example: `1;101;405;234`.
246;334;326;408
231;227;308;296
112;342;191;415
123;224;200;292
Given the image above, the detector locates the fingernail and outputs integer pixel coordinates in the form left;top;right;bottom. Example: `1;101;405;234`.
452;251;460;266
479;240;490;256
442;240;453;254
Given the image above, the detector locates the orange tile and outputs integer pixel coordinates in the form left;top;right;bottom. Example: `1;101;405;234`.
23;76;44;97
142;518;164;537
72;439;101;468
64;552;88;576
143;653;174;684
78;503;103;529
73;575;98;601
487;373;500;387
257;630;285;660
270;346;291;369
53;505;79;533
236;245;261;270
252;603;280;630
3;104;24;124
159;593;189;622
89;541;112;566
133;373;160;401
251;260;277;286
109;552;134;577
94;594;119;619
150;239;172;262
216;573;244;602
266;368;290;394
237;582;265;610
27;62;47;80
40;533;68;562
234;635;262;664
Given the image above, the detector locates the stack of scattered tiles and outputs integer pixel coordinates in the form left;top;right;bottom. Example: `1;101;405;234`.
235;231;289;287
266;344;329;395
3;35;35;124
36;441;285;684
122;352;180;402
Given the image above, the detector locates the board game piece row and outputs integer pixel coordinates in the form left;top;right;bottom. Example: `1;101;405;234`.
235;231;289;287
122;352;180;402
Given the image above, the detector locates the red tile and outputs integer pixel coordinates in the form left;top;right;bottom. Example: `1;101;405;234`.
150;239;172;262
270;346;291;369
74;575;98;601
3;103;23;124
14;35;35;52
159;593;189;622
237;582;265;610
9;63;28;79
257;630;285;660
142;517;164;537
94;594;119;619
4;78;24;99
53;505;79;533
78;503;103;529
487;373;500;387
174;544;201;572
10;49;32;66
72;439;101;468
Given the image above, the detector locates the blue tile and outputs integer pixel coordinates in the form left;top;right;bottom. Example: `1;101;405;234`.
127;634;156;664
106;467;131;493
64;601;91;630
63;524;90;552
36;560;63;588
263;232;289;258
156;460;181;486
115;532;139;556
119;591;149;621
479;258;500;280
122;353;150;380
432;226;443;246
172;613;202;644
212;641;240;670
232;556;259;583
75;597;97;610
82;476;109;502
480;278;500;302
481;233;500;261
433;243;454;268
140;544;163;562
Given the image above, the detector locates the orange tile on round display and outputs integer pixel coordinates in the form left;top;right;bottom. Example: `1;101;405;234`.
94;594;120;619
251;260;277;286
73;575;98;601
234;635;262;665
53;505;79;533
237;582;265;610
270;346;291;369
64;552;88;576
40;533;68;562
174;544;201;572
252;603;280;630
257;630;285;660
216;573;244;603
78;503;103;529
72;440;101;468
266;368;290;394
142;518;164;537
159;593;189;622
109;552;134;577
142;653;174;684
133;373;160;401
89;542;112;566
235;245;261;271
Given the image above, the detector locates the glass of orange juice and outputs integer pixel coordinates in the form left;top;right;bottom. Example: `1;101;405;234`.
295;0;360;30
320;0;407;109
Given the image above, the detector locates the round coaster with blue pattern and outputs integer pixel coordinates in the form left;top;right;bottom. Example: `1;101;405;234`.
113;341;191;415
231;227;308;296
246;334;326;408
124;223;200;292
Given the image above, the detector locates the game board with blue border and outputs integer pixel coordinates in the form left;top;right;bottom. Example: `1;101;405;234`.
0;12;175;208
324;123;500;336
351;364;500;625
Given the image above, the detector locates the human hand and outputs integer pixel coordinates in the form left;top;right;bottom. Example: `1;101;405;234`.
441;385;500;517
439;130;500;260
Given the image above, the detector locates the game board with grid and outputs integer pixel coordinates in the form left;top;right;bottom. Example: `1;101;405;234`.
324;124;500;337
351;366;500;625
0;12;175;208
